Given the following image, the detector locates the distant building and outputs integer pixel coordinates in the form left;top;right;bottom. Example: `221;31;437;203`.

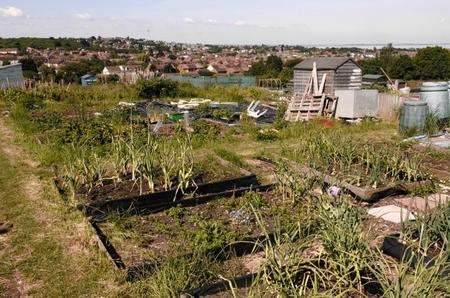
0;64;25;89
294;57;362;95
81;74;97;86
207;64;227;74
0;48;19;55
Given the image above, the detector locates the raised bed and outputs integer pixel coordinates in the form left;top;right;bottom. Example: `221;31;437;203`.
381;233;449;276
96;187;282;268
79;175;271;218
184;258;383;297
283;159;431;203
87;186;318;286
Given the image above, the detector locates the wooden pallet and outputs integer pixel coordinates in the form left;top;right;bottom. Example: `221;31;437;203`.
285;93;326;121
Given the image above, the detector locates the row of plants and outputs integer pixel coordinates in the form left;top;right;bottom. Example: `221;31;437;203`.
282;128;428;188
59;131;197;201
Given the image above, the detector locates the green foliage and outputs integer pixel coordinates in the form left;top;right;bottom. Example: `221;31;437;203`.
191;119;222;143
137;78;185;99
0;37;84;51
56;57;105;84
414;46;450;80
189;220;238;252
214;147;246;169
248;55;283;77
59;116;114;146
404;202;450;250
361;46;450;80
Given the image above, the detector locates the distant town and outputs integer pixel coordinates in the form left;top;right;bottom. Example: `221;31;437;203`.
0;37;424;86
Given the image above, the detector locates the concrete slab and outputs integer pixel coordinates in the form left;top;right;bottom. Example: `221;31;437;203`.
368;205;415;224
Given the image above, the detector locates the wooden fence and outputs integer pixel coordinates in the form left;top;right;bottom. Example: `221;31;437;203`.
377;92;419;122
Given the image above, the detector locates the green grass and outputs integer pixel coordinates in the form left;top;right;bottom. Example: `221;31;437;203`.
0;152;118;297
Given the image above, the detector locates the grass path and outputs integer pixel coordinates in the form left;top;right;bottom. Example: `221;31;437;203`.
0;117;118;297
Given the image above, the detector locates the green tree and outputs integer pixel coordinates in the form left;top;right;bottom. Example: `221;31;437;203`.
391;55;415;80
265;55;283;75
19;57;41;79
137;78;180;99
360;58;382;75
284;58;303;69
414;46;450;80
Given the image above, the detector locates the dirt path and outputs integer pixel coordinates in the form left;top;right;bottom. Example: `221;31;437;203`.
0;117;117;296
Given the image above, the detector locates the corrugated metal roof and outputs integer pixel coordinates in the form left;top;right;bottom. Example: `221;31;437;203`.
294;57;360;71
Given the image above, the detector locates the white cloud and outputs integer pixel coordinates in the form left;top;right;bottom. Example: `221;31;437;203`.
74;13;92;20
206;19;218;25
184;17;195;24
441;17;446;23
233;20;246;27
0;6;24;17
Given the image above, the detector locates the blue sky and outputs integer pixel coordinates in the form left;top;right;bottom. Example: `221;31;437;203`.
0;0;449;45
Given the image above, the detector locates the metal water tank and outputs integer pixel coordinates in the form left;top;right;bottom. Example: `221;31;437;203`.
399;101;428;132
420;82;449;119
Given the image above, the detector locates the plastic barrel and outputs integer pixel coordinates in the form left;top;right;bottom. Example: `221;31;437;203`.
420;82;449;119
399;101;428;132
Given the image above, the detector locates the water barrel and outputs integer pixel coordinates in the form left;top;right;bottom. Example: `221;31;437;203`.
399;101;428;132
420;82;449;119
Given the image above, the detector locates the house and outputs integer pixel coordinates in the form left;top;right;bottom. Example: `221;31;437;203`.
81;74;97;86
0;64;25;89
102;66;125;76
362;74;386;86
207;64;227;74
293;57;362;95
0;48;19;55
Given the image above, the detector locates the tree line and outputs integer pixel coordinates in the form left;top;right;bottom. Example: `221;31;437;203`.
247;55;302;86
360;45;450;80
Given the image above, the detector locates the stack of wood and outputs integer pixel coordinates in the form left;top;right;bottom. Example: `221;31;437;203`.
285;62;338;122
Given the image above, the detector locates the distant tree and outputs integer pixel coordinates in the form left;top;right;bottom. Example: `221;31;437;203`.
390;55;415;80
379;43;395;70
38;65;56;82
414;46;450;80
248;60;266;76
56;58;105;84
137;78;179;99
284;58;303;69
279;68;294;85
360;58;382;75
19;57;41;79
265;55;283;76
162;63;177;73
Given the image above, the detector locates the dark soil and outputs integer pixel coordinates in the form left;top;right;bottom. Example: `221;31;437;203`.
77;165;242;204
99;189;305;269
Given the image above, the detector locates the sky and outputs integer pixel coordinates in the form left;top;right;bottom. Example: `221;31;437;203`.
0;0;449;45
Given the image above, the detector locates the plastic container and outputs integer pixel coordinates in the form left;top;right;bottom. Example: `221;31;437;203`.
399;100;428;132
420;82;449;119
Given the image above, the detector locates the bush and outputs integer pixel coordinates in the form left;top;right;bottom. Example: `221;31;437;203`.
137;78;180;99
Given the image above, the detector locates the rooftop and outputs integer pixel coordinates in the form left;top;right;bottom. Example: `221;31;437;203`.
295;57;359;71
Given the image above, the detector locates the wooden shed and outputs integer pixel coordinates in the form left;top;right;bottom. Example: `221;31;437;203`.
293;57;362;95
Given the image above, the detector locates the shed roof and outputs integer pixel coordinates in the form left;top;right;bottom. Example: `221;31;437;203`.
294;57;360;71
362;74;385;80
81;74;95;79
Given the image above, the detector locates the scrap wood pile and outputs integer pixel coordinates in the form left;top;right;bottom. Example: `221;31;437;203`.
285;62;338;122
